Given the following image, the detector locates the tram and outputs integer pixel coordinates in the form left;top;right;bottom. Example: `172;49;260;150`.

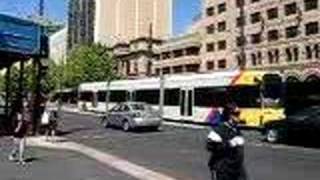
78;70;285;128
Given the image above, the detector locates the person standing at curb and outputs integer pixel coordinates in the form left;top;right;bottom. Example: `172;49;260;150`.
8;97;31;165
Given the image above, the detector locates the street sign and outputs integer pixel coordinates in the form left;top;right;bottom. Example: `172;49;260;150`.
0;14;41;56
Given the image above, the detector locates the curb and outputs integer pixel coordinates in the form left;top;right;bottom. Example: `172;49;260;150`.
28;136;177;180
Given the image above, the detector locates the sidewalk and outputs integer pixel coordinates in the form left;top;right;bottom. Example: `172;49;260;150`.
27;136;177;180
0;137;136;180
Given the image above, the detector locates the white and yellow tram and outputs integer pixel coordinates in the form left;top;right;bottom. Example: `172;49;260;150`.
78;70;285;128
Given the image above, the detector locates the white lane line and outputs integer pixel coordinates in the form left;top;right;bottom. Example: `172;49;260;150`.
28;137;177;180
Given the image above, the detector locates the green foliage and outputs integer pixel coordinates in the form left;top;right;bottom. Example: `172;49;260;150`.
63;43;117;88
0;43;118;96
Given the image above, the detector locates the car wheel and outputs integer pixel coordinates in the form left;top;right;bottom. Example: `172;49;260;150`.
266;128;279;143
122;121;130;132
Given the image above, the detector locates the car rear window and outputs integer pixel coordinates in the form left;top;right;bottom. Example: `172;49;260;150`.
131;104;149;111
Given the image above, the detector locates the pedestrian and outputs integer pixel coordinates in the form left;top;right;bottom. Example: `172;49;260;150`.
206;103;247;180
8;97;31;165
41;97;59;142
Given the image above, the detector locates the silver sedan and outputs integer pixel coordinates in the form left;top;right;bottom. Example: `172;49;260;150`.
101;102;162;131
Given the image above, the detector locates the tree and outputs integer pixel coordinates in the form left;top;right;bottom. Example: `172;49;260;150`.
63;43;117;88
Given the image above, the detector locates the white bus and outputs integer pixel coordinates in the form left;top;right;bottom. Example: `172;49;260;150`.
78;70;285;127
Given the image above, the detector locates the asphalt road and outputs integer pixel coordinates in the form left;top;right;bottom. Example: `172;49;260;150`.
55;111;320;180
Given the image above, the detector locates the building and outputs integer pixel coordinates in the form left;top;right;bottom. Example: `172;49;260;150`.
199;0;320;81
114;38;163;79
115;0;320;81
49;27;68;64
68;0;95;50
68;0;172;50
95;0;172;46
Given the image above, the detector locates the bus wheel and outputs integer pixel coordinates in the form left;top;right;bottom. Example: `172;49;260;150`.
266;128;279;143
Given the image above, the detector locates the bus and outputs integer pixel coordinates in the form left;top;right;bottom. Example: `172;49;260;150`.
78;70;285;128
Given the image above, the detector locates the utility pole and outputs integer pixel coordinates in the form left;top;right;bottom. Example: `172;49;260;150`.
32;0;45;134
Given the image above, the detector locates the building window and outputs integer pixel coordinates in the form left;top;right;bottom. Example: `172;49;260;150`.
236;16;246;27
206;43;215;52
237;54;247;67
207;61;215;70
218;3;226;14
218;40;227;50
305;22;319;35
267;8;278;19
218;21;226;32
286;26;299;38
206;6;214;16
236;0;245;7
236;36;246;47
306;45;313;59
315;44;320;58
305;0;318;11
275;49;280;63
251;0;260;3
251;12;261;24
257;51;262;65
286;48;292;62
268;51;274;64
251;33;262;44
207;24;215;34
251;53;257;66
268;30;279;41
285;2;297;16
218;59;227;69
173;66;183;73
293;47;299;61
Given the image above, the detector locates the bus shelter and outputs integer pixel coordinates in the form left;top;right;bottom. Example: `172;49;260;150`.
0;14;48;134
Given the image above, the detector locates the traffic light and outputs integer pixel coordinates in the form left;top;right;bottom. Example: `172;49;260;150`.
40;35;49;58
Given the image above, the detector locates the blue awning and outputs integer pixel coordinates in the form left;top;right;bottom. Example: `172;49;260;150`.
0;14;41;56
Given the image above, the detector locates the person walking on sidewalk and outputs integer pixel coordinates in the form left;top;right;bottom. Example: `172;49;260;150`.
206;104;247;180
9;97;31;165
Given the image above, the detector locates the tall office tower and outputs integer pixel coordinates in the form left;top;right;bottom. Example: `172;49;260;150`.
68;0;172;50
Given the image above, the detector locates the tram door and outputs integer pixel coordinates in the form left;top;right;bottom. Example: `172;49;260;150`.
180;88;194;117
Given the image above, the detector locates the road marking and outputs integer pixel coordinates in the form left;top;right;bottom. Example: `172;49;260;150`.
28;137;177;180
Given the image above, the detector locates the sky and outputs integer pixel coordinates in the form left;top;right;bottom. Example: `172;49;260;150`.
0;0;201;35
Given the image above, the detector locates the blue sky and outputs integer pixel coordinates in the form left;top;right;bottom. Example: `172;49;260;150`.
0;0;201;35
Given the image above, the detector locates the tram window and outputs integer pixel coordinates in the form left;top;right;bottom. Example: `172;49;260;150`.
80;91;93;101
195;87;228;107
229;86;260;107
110;91;127;102
165;89;180;105
135;90;159;105
98;91;106;102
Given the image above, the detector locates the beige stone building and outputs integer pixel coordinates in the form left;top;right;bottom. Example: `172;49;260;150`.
199;0;320;81
95;0;173;46
116;0;320;81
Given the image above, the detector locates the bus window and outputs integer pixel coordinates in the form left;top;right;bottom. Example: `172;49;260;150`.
262;74;283;107
109;91;127;103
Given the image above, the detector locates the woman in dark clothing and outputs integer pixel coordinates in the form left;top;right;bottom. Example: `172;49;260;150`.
207;104;247;180
8;98;30;165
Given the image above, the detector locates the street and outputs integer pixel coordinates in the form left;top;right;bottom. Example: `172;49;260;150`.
48;111;320;180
